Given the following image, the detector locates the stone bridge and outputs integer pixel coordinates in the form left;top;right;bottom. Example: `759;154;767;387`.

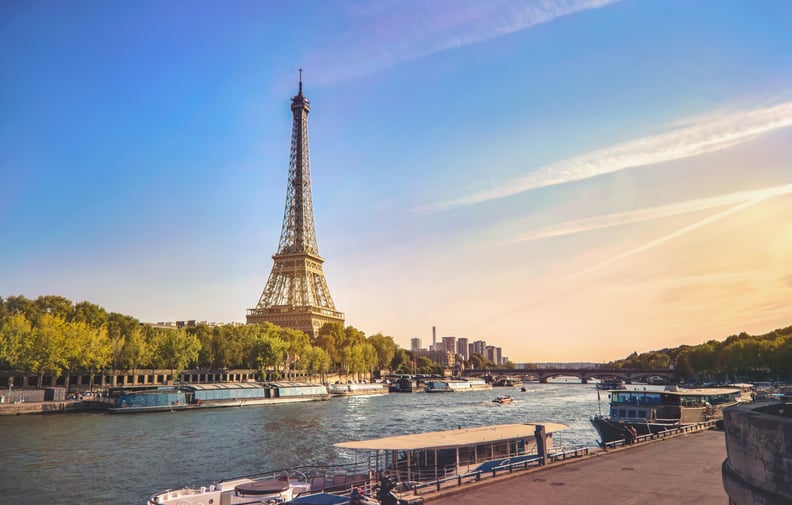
461;367;675;384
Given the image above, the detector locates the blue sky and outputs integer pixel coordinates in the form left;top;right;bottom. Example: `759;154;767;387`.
2;0;791;361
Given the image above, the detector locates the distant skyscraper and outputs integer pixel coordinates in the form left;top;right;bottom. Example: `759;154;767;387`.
442;336;456;354
456;338;469;360
246;72;344;337
470;340;487;356
486;345;496;363
410;338;422;352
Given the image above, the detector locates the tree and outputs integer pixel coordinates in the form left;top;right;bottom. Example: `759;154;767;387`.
278;326;311;378
302;346;331;379
1;295;35;319
61;320;93;391
368;333;398;372
25;313;70;386
107;312;141;371
149;328;201;381
0;313;32;370
252;333;289;378
390;348;412;374
315;322;344;369
122;326;150;374
71;301;108;328
469;353;492;369
33;295;74;321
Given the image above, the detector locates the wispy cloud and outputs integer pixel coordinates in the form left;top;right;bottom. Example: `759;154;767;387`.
310;0;619;84
416;101;792;213
567;183;792;280
513;183;792;243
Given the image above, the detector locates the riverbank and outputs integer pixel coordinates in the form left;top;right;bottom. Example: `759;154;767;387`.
420;428;727;505
0;398;110;415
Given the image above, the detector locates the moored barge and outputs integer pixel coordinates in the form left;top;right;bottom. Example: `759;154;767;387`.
110;381;329;413
591;386;742;445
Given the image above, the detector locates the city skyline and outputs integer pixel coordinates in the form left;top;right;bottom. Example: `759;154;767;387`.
2;1;791;362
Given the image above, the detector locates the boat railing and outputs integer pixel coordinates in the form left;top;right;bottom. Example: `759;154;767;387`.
601;419;719;450
401;447;590;497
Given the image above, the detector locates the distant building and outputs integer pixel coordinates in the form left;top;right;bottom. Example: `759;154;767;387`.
486;345;496;363
442;336;456;354
470;340;487;357
456;338;469;361
414;349;456;368
150;321;243;329
410;338;422;352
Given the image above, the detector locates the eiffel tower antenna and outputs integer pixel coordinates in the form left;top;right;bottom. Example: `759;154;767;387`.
246;72;344;337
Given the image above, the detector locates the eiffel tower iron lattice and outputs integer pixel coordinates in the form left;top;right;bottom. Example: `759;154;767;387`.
246;73;344;337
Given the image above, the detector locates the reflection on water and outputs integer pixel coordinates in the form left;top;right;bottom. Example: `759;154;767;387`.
0;383;602;505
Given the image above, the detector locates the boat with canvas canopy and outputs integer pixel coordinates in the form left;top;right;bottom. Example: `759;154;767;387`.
334;422;567;483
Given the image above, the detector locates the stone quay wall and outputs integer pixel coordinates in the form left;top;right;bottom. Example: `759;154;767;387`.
722;401;792;505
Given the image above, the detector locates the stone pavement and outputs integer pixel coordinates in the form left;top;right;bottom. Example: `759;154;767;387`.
422;429;727;505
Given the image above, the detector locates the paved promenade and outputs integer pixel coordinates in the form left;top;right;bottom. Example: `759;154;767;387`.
423;429;727;505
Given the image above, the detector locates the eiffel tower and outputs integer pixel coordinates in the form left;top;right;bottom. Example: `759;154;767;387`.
246;72;344;337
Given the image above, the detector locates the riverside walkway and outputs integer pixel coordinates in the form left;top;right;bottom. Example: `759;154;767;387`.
421;429;727;505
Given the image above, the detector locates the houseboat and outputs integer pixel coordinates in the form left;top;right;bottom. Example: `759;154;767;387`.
110;382;329;413
424;379;491;393
492;377;523;387
328;382;389;397
595;378;626;390
147;421;567;505
388;376;423;393
591;386;743;445
334;422;567;482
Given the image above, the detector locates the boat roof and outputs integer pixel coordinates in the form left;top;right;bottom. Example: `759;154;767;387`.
334;423;567;451
185;383;263;391
612;387;740;396
261;381;323;387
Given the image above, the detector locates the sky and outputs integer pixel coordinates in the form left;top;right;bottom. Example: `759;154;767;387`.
1;0;791;363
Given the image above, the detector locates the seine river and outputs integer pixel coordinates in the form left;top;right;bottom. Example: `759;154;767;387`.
0;382;604;505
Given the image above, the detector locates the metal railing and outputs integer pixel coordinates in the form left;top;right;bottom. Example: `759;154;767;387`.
404;447;591;496
399;423;717;498
601;420;718;449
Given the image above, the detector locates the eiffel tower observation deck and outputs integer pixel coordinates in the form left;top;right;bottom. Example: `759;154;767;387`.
246;72;344;337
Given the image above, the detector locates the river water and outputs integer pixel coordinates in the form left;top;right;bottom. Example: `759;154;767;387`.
0;382;605;505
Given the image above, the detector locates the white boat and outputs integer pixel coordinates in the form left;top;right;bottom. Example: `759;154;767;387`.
327;383;389;397
148;470;311;505
424;379;492;393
